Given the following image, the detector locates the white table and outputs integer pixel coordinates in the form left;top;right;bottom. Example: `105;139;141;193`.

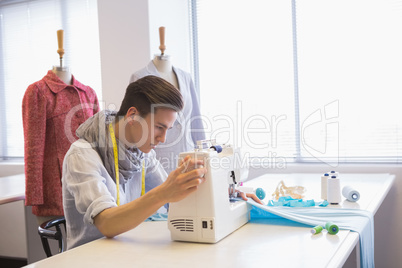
23;173;394;268
0;174;25;205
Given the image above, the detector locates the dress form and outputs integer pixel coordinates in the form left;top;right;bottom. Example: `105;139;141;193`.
52;66;72;85
153;26;179;89
153;55;178;89
52;29;72;85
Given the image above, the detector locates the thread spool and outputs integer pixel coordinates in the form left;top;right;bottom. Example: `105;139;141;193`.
237;186;266;200
321;173;330;200
255;188;266;200
327;176;341;204
325;222;339;235
311;225;323;234
342;185;360;202
328;170;339;177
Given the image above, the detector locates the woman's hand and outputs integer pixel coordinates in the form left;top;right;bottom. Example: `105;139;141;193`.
157;155;207;203
237;191;264;205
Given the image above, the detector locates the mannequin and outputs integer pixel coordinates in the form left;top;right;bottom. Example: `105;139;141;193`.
129;26;205;174
52;29;72;85
23;29;100;225
152;27;179;89
152;54;179;89
52;66;72;85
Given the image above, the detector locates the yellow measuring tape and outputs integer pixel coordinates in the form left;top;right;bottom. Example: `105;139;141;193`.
109;123;120;206
141;160;145;196
109;123;146;206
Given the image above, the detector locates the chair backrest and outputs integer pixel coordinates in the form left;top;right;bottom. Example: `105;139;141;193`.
37;217;66;257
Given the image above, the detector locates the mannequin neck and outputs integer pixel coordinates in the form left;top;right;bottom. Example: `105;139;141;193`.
153;55;173;73
152;55;179;89
52;66;72;85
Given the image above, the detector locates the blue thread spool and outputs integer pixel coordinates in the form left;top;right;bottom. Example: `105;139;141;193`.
255;188;266;200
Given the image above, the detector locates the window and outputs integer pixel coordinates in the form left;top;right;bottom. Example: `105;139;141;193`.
192;0;402;164
0;0;102;159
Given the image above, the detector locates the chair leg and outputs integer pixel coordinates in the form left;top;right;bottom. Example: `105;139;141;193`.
40;237;52;257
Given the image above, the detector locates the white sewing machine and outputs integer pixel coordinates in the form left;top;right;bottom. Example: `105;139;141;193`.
168;140;250;243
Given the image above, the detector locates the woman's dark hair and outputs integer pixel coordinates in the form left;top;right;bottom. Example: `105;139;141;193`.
117;75;183;117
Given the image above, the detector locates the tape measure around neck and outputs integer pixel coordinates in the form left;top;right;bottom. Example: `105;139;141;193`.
109;123;120;206
109;123;146;206
141;160;145;196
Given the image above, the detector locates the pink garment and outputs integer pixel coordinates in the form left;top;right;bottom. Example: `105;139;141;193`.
22;70;100;216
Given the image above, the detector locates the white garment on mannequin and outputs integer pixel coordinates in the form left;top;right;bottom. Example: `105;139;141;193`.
52;66;72;85
152;55;179;89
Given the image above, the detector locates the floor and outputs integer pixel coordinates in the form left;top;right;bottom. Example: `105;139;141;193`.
0;257;28;268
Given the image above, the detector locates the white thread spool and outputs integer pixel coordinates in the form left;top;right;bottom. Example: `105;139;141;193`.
328;170;339;177
342;185;360;202
321;173;330;200
327;176;341;204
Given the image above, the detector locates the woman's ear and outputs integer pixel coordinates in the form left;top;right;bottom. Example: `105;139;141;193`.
126;107;138;118
125;107;140;125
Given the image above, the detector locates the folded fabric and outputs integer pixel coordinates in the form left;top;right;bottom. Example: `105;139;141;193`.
145;212;168;221
268;196;329;207
248;199;374;268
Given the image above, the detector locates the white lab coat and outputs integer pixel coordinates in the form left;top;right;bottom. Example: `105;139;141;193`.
130;61;205;174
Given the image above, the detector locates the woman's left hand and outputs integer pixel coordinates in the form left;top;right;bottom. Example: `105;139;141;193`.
237;191;264;205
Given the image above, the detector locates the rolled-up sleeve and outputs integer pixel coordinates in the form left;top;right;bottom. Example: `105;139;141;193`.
63;150;117;225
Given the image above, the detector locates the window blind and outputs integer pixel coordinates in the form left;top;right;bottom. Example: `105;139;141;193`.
296;0;402;163
192;0;297;163
191;0;402;164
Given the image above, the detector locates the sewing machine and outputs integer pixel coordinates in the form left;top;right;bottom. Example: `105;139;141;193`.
168;140;250;243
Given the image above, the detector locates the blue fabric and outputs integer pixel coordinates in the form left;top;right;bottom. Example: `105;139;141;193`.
146;212;168;221
248;199;374;268
267;196;329;207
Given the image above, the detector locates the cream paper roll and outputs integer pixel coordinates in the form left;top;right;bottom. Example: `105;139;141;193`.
327;176;341;204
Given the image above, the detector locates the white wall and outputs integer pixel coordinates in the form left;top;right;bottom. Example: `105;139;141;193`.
97;0;151;111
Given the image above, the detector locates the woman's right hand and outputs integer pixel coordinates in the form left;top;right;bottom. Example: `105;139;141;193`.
158;155;207;203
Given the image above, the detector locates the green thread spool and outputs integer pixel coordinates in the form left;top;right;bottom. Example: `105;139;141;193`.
311;225;323;234
325;222;339;235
